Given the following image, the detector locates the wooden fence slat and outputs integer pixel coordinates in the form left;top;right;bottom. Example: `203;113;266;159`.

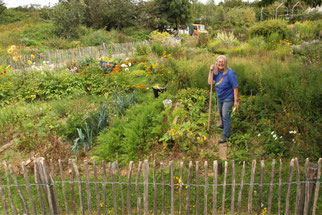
294;158;301;215
213;160;218;215
230;160;236;215
257;160;265;215
136;161;143;214
8;164;29;215
277;159;282;215
21;162;37;215
72;160;84;215
153;161;157;215
144;160;149;215
137;197;141;215
196;161;200;215
185;161;193;215
50;160;60;215
170;160;174;215
127;161;134;215
285;159;294;215
109;162;117;215
102;162;108;215
35;160;46;215
0;168;9;215
84;161;91;215
4;162;18;215
312;158;321;215
41;159;56;215
303;158;310;215
116;161;125;215
267;159;275;215
221;161;228;215
204;161;208;215
59;159;69;215
68;160;77;215
237;161;245;215
93;161;101;215
179;161;184;215
161;162;165;215
248;160;257;215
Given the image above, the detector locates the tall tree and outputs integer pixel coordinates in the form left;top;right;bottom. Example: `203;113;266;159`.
0;0;6;15
52;0;86;38
158;0;192;31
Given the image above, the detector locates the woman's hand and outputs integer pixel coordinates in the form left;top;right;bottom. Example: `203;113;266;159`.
234;100;239;109
210;64;215;71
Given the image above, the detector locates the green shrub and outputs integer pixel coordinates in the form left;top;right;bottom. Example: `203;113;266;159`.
151;42;165;57
292;20;322;42
250;19;289;39
0;9;30;24
20;23;55;45
80;29;110;46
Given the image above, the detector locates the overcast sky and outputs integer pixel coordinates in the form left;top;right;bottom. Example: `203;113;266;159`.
4;0;250;8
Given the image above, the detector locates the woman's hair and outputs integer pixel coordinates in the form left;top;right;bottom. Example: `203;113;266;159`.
214;55;228;75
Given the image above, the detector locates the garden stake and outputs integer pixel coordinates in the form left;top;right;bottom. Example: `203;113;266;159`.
207;79;214;134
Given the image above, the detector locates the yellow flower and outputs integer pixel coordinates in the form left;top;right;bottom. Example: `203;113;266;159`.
12;56;18;61
100;202;104;208
31;54;35;59
10;45;16;50
13;52;17;56
28;60;32;65
7;48;13;54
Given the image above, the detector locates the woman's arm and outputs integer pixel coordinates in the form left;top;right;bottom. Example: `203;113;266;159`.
234;87;239;109
208;64;215;85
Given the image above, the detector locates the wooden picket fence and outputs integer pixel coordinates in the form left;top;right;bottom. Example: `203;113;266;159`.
0;158;321;215
1;41;149;71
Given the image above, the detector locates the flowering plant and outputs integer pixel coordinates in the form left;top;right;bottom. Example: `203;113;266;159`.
98;58;117;74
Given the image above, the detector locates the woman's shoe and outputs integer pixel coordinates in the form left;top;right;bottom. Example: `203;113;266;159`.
217;124;223;129
218;138;227;143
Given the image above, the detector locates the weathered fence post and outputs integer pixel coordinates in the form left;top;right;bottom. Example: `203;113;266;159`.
237;161;245;215
144;160;149;215
127;161;134;215
248;160;256;215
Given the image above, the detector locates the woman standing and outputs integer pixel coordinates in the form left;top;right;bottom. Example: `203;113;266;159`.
208;55;239;143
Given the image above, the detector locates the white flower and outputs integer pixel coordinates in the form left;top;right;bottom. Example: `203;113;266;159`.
293;131;297;134
128;62;132;67
280;136;282;138
125;68;129;72
125;58;129;61
292;139;295;142
273;134;277;138
258;133;261;137
121;64;127;67
274;137;278;140
271;131;274;135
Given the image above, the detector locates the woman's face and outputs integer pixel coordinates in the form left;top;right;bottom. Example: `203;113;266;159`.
217;57;225;71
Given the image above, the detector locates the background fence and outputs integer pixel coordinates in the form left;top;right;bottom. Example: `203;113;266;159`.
0;41;149;71
0;158;321;215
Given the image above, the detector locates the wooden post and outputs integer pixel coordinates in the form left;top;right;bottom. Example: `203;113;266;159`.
161;162;165;215
248;160;256;215
179;161;184;215
267;159;275;215
312;158;321;215
0;168;9;215
136;161;143;215
35;160;46;215
237;161;245;215
302;158;318;215
196;161;200;215
59;159;69;215
230;160;236;215
102;162;108;215
84;161;92;215
285;159;294;215
127;161;134;215
109;162;117;215
144;160;149;215
116;161;125;215
170;161;174;215
204;161;208;215
153;161;157;215
221;161;228;215
68;160;77;215
278;159;282;215
213;160;218;215
185;161;193;215
93;161;101;215
3;162;18;215
40;159;56;215
294;158;301;215
50;160;61;215
257;160;265;215
8;164;29;215
21;162;37;215
72;160;84;215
